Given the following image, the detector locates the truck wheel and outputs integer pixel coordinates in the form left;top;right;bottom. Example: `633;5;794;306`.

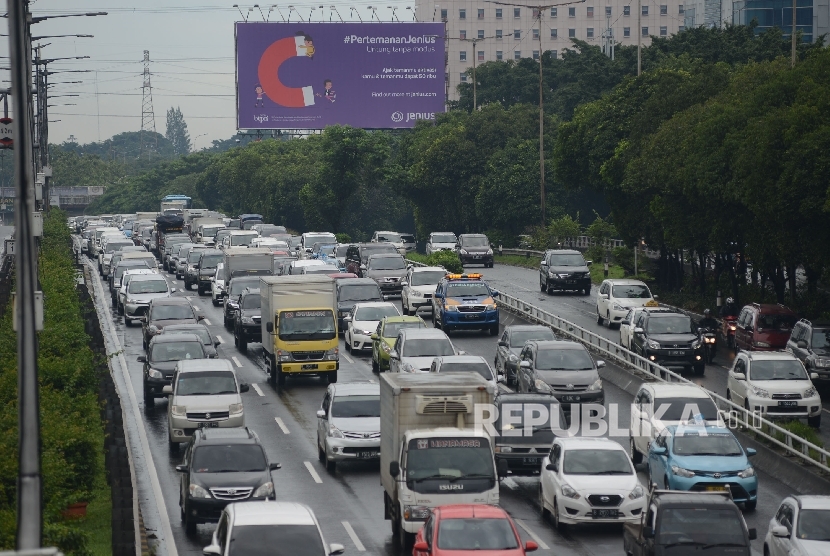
399;521;414;551
327;371;338;384
268;358;277;386
276;365;286;388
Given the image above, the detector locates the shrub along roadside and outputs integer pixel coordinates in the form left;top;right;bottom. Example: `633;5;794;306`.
406;251;463;274
0;209;110;556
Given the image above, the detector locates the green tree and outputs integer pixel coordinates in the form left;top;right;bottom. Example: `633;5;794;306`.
165;107;191;156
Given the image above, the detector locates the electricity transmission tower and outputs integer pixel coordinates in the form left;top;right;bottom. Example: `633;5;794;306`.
140;50;157;158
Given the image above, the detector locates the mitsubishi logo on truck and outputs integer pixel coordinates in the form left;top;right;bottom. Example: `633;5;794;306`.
439;484;464;491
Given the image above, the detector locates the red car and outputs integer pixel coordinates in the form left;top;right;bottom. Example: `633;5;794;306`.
734;303;797;351
413;505;538;556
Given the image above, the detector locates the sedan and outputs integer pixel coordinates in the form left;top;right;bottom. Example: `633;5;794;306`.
344;301;400;353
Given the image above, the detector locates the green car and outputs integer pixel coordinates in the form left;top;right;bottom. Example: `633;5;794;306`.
371;315;427;372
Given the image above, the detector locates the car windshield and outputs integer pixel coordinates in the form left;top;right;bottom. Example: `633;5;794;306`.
757;313;796;330
106;242;132;253
612;284;652;299
369;256;406;271
360;244;397;260
411;271;445;286
461;236;489;247
535;348;594;371
796;509;830;541
510;328;556;347
241;294;261;309
128;280;168;294
657;508;746;546
340;285;382;302
548;254;586;266
187;251;204;263
116;263;151;280
383;321;424;338
228;525;324;556
438;362;493;380
241;220;262;230
406;437;494;480
653;397;719;421
200;254;223;268
402;338;455;357
150;304;194;321
176;371;237;396
336;245;350;257
377;233;402;243
647;316;693;334
401;234;415;244
431;234;457;244
202;226;224;237
192;445;267;473
231;234;255;246
446;282;491;297
150;341;203;362
229;279;260;295
331;395;380;418
750;359;808;380
563;449;633;475
355;306;399;321
278;310;336;341
315;244;337;255
812;329;830;349
164;327;211;345
672;432;743;456
437;518;518;550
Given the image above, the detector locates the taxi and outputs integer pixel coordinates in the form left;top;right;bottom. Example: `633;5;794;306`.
370;315;426;372
431;273;500;336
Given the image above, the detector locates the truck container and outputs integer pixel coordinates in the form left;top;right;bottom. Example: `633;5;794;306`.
221;247;273;284
135;211;159;221
191;217;225;244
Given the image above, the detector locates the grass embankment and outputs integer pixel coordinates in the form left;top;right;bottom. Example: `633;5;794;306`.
0;209;111;556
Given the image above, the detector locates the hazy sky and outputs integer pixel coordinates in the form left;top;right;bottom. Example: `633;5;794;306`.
0;1;413;150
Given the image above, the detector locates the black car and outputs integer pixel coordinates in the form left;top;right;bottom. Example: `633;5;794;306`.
142;297;202;349
456;233;493;267
233;287;261;352
495;325;557;386
334;277;383;332
223;276;263;328
493;392;567;475
160;323;220;358
629;308;705;375
344;243;399;276
788;318;830;380
195;249;224;296
138;334;206;404
176;427;281;534
539;249;591;295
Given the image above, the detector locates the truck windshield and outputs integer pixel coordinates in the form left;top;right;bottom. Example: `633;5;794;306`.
406;437;494;481
278;310;336;341
200;254;223;269
231;234;256;246
657;508;746;547
202;226;224;237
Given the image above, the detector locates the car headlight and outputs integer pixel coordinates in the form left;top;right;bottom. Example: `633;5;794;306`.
485;303;497;310
328;424;344;438
671;465;695;478
404;505;431;521
126;298;139;305
187;266;195;272
486;248;493;255
647;339;661;350
241;316;255;324
534;379;553;393
189;484;212;499
444;304;458;312
360;329;374;336
691;339;702;349
324;347;339;361
556;273;570;279
381;342;392;353
548;270;556;277
749;385;771;398
804;386;818;398
508;354;518;361
495;445;513;453
253;482;274;498
588;379;603;392
229;403;243;415
149;325;160;334
628;485;645;500
561;483;581;499
172;405;186;416
737;466;755;479
278;350;292;362
148;368;163;379
754;341;771;348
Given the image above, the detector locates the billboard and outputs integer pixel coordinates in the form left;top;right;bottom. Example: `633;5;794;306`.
236;22;446;130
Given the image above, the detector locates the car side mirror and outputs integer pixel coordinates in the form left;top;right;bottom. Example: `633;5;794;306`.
797;340;808;349
621;319;630;326
370;333;378;340
162;385;173;394
652;295;658;300
748;528;757;541
239;383;250;393
458;350;466;355
390;351;399;360
316;409;327;419
400;281;408;287
771;525;788;538
175;465;187;472
194;264;200;269
360;265;367;271
497;375;505;383
585;260;593;265
643;527;655;539
596;360;606;368
413;541;428;552
270;462;282;471
497;458;509;478
497;340;507;347
197;315;205;321
137;356;147;363
810;372;819;380
600;293;609;300
525;540;539;552
651;446;667;456
520;361;531;368
390;461;400;478
328;544;345;556
140;316;148;322
541;259;547;265
733;372;746;381
203;545;222;556
634;327;644;334
545;463;557;471
746;448;756;457
266;322;274;333
171;288;177;293
343;316;352;322
492;291;500;297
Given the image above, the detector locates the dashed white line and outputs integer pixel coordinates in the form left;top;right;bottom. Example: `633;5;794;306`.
341;521;366;552
216;334;225;344
275;417;290;434
252;383;264;396
202;318;211;326
304;461;323;483
823;407;830;415
342;353;354;364
502;477;518;490
514;519;550;550
232;356;243;368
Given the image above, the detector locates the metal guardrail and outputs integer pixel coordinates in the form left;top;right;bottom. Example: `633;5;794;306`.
496;292;830;474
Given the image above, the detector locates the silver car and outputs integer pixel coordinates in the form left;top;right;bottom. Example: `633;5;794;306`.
123;274;174;326
316;382;380;471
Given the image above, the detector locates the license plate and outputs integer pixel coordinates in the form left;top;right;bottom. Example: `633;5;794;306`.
592;509;616;519
198;422;218;429
705;485;728;492
562;395;581;402
473;255;481;259
566;280;575;284
359;451;379;459
465;314;480;320
302;363;319;370
669;350;686;356
778;400;798;407
522;457;540;465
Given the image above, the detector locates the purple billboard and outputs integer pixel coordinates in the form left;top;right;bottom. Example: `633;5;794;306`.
236;22;446;129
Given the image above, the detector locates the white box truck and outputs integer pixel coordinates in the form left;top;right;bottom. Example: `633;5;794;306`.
259;275;339;387
380;372;503;549
221;247;273;284
191;217;225;245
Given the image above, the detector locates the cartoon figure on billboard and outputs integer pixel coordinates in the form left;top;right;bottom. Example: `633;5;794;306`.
257;34;316;108
296;31;315;58
254;84;265;107
315;79;336;103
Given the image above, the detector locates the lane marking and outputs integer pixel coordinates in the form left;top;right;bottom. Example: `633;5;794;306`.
502;477;518;490
342;353;354;364
203;318;211;326
216;334;225;344
341;521;366;552
275;417;290;434
304;461;323;483
823;408;830;415
232;356;243;368
514;519;550;550
252;383;264;397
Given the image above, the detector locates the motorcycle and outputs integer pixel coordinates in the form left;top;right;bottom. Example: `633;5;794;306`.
721;315;737;349
698;326;718;364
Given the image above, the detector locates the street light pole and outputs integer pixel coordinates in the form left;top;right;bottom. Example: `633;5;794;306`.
637;0;642;75
791;0;797;67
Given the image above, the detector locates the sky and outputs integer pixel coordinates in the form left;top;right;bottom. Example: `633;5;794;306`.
0;1;414;150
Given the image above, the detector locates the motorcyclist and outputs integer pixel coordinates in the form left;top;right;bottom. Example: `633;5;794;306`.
698;309;718;331
719;297;739;319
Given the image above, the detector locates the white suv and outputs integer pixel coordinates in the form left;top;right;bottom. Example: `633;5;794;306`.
727;351;822;427
765;495;830;556
426;232;457;255
401;266;445;315
596;279;656;328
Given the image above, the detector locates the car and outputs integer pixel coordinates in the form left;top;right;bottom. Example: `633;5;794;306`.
413;504;538;556
596;279;657;328
221;230;259;249
169;242;197;276
195;249;224;296
138;333;206;404
400;233;416;253
233;287;262;352
363;253;407;296
181;245;208;289
370;315;427;372
516;340;605;413
455;233;493;267
727;350;822;427
765;495;830;556
389;328;459;373
629;383;722;464
316;382;381;471
429;355;499;390
618;307;647;350
495;325;557;386
648;424;758;509
107;246;148;287
629;308;705;375
115;268;158;313
177;429;281;535
788;318;830;381
300;264;341;276
166;359;249;449
123;274;175;327
160;323;220;358
539;249;591;295
99;237;134;278
110;257;155;296
343;301;400;353
141;297;202;348
425;232;457;256
734;302;798;352
371;230;407;255
223;276;262;328
349;243;399;275
202;501;343;556
540;437;646;530
401;266;445;315
432;273;500;335
211;262;225;306
288;259;328;275
335;277;383;331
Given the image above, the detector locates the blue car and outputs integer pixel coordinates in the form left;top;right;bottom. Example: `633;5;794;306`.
648;424;758;510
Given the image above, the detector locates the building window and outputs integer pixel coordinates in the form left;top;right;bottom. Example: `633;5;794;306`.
478;8;484;19
660;25;667;35
568;6;576;16
460;73;468;82
478;29;485;39
496;50;503;60
551;28;558;38
587;27;594;37
514;7;521;17
478;50;484;61
551;7;558;17
568;28;576;37
642;5;648;15
533;50;540;59
587;6;594;17
460;50;467;61
496;29;503;38
514;50;521;59
642;26;649;35
441;8;447;20
514;29;521;39
551;49;557;59
495;8;502;18
460;30;467;39
660;4;667;15
624;26;631;36
532;28;540;39
624;5;630;15
679;4;685;14
459;8;466;19
606;6;612;16
678;24;685;31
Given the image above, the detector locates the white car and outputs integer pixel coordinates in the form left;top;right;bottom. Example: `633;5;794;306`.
371;230;407;255
426;232;457;255
765;495;830;556
727;351;822;427
596;279;657;328
429;355;499;390
619;307;646;349
316;382;381;471
389;327;459;373
211;262;225;306
117;268;158;314
629;383;722;464
540;437;646;530
288;259;328;275
343;301;400;352
401;266;445;315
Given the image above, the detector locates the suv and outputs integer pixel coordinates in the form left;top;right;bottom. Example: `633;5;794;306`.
787;319;830;381
735;303;797;352
456;233;493;267
335;277;383;331
363;253;407;296
495;325;557;386
316;382;381;471
539;249;591;295
195;249;224;296
765;495;830;556
223;276;263;328
426;231;457;255
629;308;705;375
142;297;202;348
138;334;206;404
401;265;445;316
371;230;407;255
124;274;175;327
432;273;500;335
596;279;657;328
492;392;567;475
176;429;281;535
233;287;262;352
